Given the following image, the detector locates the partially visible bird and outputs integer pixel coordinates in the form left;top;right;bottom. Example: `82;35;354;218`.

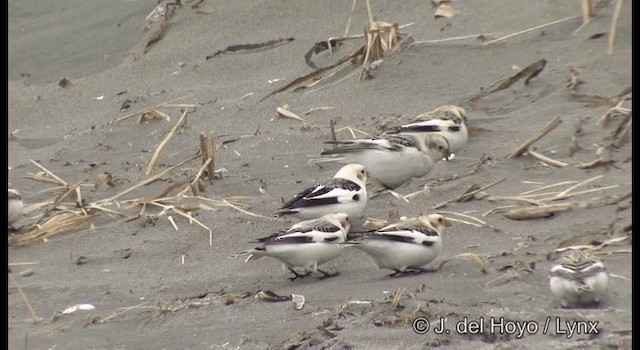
8;188;24;232
549;249;609;308
343;213;451;277
309;134;450;189
274;163;367;220
233;213;351;280
384;105;468;158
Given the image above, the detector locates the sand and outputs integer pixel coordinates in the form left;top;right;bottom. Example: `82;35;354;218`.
8;0;631;349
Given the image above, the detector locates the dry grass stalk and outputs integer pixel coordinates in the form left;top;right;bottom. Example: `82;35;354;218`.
608;0;624;55
485;196;547;206
518;180;578;196
110;97;199;125
29;160;68;186
553;235;630;254
505;116;562;159
180;158;211;197
97;154;202;205
412;33;500;45
542;184;620;202
432;178;505;209
503;203;573;220
345;0;358;37
145;108;189;175
8;272;42;324
436;211;487;226
390;287;405;309
438;253;490;274
552;174;603;197
482;15;581;45
335;126;371;139
9;211;98;246
526;147;570;167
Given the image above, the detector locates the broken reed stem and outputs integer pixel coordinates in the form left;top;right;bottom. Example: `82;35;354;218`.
9;273;41;324
329;120;338;148
199;132;216;180
608;0;624;55
503;203;574;220
505;116;562;159
29;160;68;186
97;154;202;205
146;108;189;176
482;15;580;45
581;0;594;25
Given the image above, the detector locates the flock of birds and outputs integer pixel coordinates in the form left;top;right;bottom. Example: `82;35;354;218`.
8;104;609;308
232;105;608;308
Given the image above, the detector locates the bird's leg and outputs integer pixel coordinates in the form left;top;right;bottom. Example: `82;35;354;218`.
317;268;340;280
386;269;403;278
412;267;438;274
288;268;311;281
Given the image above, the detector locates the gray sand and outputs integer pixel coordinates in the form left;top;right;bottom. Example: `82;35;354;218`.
9;0;631;349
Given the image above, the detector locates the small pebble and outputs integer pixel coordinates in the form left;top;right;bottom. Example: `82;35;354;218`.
19;268;34;277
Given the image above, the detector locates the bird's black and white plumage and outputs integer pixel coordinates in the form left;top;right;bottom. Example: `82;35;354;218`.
233;213;351;280
343;213;451;276
8;188;23;231
384;105;468;158
549;249;609;307
309;134;450;189
274;164;367;220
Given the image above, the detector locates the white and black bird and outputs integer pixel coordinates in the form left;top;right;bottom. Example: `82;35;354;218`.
549;249;609;308
343;213;451;277
8;188;24;232
309;134;450;189
274;164;367;220
384;105;468;158
233;213;351;280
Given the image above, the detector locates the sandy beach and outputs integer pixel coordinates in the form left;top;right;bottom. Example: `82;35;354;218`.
8;0;631;349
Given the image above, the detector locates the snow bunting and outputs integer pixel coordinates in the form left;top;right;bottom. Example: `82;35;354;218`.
274;164;367;220
549;249;609;307
234;213;351;280
384;105;468;158
8;188;24;231
344;213;451;277
309;134;450;189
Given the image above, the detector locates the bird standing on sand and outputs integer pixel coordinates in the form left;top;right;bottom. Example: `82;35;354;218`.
343;213;451;277
549;249;609;308
8;188;24;232
309;134;450;189
384;104;468;159
274;164;367;220
233;213;351;280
